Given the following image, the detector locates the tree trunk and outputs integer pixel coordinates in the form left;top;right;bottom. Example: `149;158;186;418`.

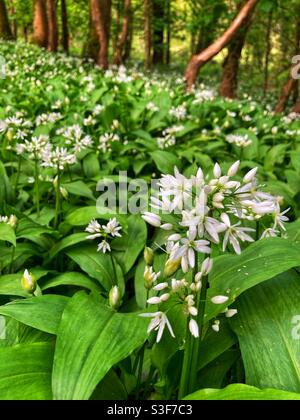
275;76;298;114
113;0;131;65
0;0;13;40
9;0;17;38
123;5;133;62
184;0;259;90
144;0;152;70
83;0;100;61
263;9;273;95
220;2;255;99
33;0;48;48
47;0;58;52
293;99;300;114
61;0;69;54
152;0;165;65
91;0;112;69
165;0;171;64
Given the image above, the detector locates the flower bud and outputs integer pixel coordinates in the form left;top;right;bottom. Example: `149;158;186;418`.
8;215;17;229
144;247;154;266
225;309;238;318
189;319;199;338
109;286;121;309
211;295;229;305
60;187;69;199
21;269;37;294
6;130;13;141
164;258;181;278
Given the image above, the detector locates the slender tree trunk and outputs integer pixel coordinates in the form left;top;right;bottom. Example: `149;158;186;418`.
293;99;300;113
220;2;255;98
91;0;112;69
123;5;133;62
61;0;69;54
144;0;152;70
47;0;58;52
275;75;297;114
23;26;28;42
113;0;131;65
9;0;17;38
84;0;100;61
184;0;259;90
165;0;171;64
152;0;165;65
33;0;48;48
263;9;273;95
113;0;121;54
0;0;13;40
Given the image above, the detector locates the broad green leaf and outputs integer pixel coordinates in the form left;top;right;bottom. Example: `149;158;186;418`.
0;343;53;400
150;150;181;174
205;238;300;321
62;180;95;201
41;272;101;294
0;295;69;334
0;269;49;297
0;223;16;246
230;271;300;392
113;215;147;274
48;233;88;260
185;384;300;400
67;244;124;292
52;292;148;400
65;206;127;227
91;369;127;400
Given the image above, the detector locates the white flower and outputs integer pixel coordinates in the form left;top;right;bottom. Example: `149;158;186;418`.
225;309;238;318
260;228;279;239
153;282;169;291
97;240;111;254
221;213;254;254
273;207;289;231
140;311;175;343
189;319;199;338
212;320;220;332
211;295;229;305
103;218;122;237
227;161;240;177
243;167;257;183
142;212;161;227
147;296;162;305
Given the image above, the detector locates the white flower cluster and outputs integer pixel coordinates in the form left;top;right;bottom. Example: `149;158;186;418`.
85;217;122;253
57;124;93;154
0;214;17;227
98;133;120;153
143;163;289;271
169;105;187;121
16;135;50;158
225;133;252;148
41;146;76;170
157;125;184;150
36;112;62;126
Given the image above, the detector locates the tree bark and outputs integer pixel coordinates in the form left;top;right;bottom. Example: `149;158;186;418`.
293;99;300;114
113;0;131;65
263;9;273;95
220;2;255;99
165;0;171;64
83;0;100;61
152;0;165;65
47;0;58;52
184;0;259;90
275;75;298;114
144;0;152;70
9;0;17;39
0;0;13;40
33;0;48;48
61;0;69;54
91;0;112;69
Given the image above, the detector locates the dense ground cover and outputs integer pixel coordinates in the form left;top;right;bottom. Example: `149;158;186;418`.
0;42;300;400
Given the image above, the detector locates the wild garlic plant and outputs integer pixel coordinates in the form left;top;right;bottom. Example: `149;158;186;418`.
141;161;289;397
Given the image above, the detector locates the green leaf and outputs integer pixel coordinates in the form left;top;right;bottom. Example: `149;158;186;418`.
91;369;127;400
0;270;48;297
52;292;148;400
62;180;96;201
205;238;300;321
0;295;69;334
67;244;124;292
113;215;147;274
0;223;16;246
65;206;127;227
48;233;88;260
150;150;181;174
230;271;300;392
0;343;53;400
185;384;300;400
41;272;101;294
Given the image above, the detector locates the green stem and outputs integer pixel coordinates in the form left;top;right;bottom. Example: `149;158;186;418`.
34;157;40;218
178;261;198;399
110;253;117;285
256;221;260;241
189;274;209;393
14;156;21;195
9;246;16;274
54;171;61;229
